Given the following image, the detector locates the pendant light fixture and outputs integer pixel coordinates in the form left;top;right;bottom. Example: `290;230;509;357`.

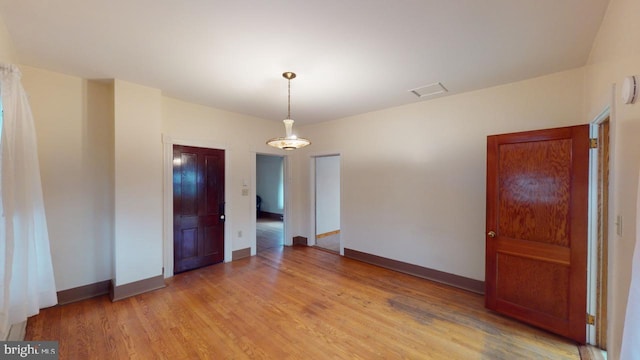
266;72;311;150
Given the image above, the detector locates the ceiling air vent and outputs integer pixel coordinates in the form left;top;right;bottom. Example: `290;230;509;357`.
409;82;448;98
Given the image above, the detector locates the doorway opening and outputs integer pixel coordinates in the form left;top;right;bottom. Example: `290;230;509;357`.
256;154;284;253
314;155;341;253
587;114;610;351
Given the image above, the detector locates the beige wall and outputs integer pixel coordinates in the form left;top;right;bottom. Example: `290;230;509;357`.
0;12;16;63
113;80;163;286
12;67;288;291
295;67;586;280
583;0;640;358
20;66;114;291
11;67;289;291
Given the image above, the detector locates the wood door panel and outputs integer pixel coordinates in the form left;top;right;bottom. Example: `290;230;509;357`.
174;145;225;273
498;139;571;246
496;253;569;319
180;228;198;259
179;152;198;215
494;299;570;336
203;224;221;256
494;238;570;265
486;125;589;344
204;154;223;214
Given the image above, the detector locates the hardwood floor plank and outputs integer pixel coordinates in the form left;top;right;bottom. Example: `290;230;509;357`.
26;247;581;359
257;218;283;253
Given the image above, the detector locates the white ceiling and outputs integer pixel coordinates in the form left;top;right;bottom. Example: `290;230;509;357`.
0;0;609;124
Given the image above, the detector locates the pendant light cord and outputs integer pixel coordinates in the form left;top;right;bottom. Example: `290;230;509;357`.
287;77;291;119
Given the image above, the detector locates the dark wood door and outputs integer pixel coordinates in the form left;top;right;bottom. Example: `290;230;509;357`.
173;145;225;273
485;125;589;343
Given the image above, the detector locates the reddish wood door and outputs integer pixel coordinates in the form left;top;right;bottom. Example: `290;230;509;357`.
485;125;589;343
173;145;225;273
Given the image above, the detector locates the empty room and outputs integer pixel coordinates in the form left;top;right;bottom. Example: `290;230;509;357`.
1;0;640;359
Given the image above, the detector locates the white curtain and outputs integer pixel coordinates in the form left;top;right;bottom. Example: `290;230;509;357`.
621;169;640;359
0;64;57;338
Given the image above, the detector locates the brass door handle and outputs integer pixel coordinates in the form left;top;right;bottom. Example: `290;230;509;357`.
487;231;496;238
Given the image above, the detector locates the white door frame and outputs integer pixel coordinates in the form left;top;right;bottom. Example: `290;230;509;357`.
586;104;612;346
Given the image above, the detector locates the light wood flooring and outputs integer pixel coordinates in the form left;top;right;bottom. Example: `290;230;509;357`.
316;232;340;253
26;247;583;359
256;218;283;253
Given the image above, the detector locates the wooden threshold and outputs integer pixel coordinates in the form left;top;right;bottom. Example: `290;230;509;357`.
316;230;340;239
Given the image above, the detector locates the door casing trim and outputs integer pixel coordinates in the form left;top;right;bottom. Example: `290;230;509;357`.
587;106;611;347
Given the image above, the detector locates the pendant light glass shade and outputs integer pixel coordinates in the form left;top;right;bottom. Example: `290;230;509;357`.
267;119;310;150
266;72;311;150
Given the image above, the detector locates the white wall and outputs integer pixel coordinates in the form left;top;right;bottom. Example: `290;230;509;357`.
294;67;586;281
256;154;284;215
583;0;640;357
21;66;114;291
315;155;340;235
113;80;162;286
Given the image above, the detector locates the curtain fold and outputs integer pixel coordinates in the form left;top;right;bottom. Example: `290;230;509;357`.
620;169;640;359
0;63;57;338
